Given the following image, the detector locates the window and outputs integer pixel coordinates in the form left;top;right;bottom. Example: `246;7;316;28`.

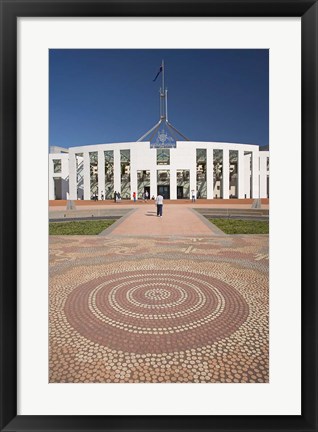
89;152;98;197
120;150;131;198
196;149;207;198
104;151;114;199
53;159;61;173
157;149;170;165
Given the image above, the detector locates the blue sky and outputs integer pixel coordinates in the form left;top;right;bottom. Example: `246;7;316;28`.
49;49;269;148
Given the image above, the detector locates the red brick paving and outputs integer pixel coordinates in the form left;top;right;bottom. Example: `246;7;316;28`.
108;205;216;237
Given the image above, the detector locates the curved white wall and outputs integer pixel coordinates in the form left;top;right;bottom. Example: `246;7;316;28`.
50;141;268;200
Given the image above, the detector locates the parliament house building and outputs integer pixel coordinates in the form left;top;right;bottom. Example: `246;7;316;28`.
49;63;269;201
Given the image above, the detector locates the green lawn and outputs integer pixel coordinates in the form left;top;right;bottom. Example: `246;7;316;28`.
49;219;116;235
209;218;269;234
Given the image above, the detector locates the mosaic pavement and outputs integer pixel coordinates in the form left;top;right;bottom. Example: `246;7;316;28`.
49;235;269;383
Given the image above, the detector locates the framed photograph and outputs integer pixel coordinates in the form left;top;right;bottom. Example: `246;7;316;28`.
0;1;317;431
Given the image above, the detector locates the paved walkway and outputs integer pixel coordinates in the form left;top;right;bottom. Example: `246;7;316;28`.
106;204;219;237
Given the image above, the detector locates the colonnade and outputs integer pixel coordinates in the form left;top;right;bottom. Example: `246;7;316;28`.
65;145;269;201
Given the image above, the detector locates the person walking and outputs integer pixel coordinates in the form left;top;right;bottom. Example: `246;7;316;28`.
133;191;136;203
114;191;117;203
191;189;196;203
156;193;164;217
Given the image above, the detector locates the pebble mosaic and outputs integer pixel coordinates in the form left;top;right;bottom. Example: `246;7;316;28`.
49;235;269;383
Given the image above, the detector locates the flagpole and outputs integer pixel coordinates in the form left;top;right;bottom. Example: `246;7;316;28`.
162;59;166;119
162;59;165;95
165;89;168;122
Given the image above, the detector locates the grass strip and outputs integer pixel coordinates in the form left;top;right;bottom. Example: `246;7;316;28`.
209;218;269;234
49;219;116;235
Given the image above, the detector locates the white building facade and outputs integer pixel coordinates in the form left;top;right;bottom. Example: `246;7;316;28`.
49;141;269;201
49;61;269;201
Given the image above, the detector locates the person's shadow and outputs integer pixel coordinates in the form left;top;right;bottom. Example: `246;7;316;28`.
145;211;157;216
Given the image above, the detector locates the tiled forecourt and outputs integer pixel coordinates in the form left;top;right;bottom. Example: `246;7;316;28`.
49;205;269;383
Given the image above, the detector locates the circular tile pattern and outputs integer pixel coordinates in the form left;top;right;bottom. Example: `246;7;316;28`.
64;270;249;354
145;288;171;301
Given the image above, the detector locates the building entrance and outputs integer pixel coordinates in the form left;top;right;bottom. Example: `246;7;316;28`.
54;177;62;200
157;185;170;199
177;186;184;199
176;169;190;199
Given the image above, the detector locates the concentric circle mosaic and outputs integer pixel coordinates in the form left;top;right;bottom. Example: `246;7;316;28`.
64;270;249;354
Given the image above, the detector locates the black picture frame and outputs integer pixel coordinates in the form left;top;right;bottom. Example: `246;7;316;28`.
0;1;317;431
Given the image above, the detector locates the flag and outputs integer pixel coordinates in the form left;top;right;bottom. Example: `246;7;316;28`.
153;65;163;82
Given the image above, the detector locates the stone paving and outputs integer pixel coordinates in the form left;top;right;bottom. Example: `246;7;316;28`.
49;230;269;383
105;205;221;237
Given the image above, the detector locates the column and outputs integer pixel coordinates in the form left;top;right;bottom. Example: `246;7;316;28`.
61;157;69;200
244;154;251;198
83;152;90;200
114;149;121;194
170;168;177;200
259;154;267;198
49;158;55;200
190;149;197;199
222;149;229;199
150;170;157;199
267;157;270;198
251;150;259;199
129;153;137;200
98;150;105;200
238;149;245;199
68;152;77;200
206;148;214;199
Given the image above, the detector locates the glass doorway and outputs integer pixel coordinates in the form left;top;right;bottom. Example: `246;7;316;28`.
177;186;184;199
176;170;190;199
157;170;170;199
157;185;170;199
54;177;62;200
